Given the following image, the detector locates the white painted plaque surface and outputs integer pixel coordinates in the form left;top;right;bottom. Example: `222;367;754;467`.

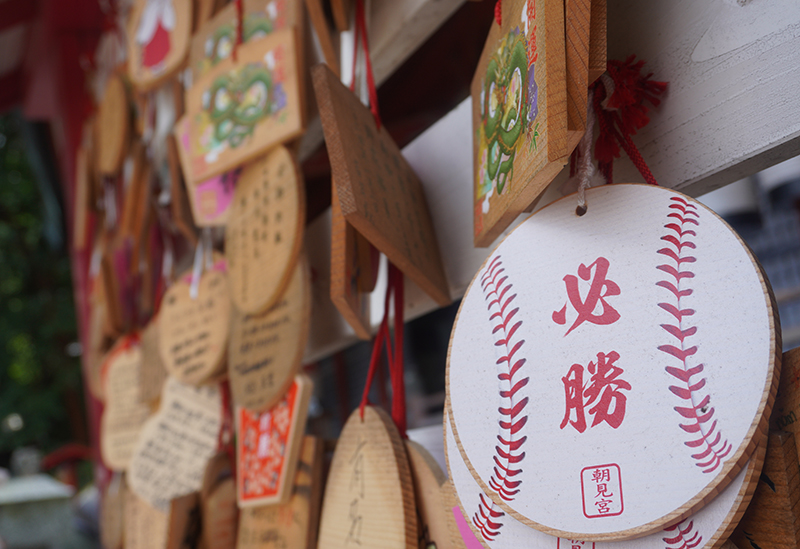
444;410;761;549
447;184;778;540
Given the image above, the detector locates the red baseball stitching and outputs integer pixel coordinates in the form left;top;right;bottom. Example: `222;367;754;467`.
657;196;731;474
470;255;530;541
662;520;703;549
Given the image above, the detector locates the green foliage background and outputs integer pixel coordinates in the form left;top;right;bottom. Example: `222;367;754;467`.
0;114;84;456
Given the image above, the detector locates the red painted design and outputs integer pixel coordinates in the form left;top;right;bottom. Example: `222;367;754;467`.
553;257;621;336
662;520;703;549
470;255;530;541
657;196;730;473
580;464;623;518
561;351;631;433
557;540;596;548
142;21;171;68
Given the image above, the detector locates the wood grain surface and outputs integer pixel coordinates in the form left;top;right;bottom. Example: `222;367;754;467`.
406;439;457;549
226;145;305;315
139;316;168;404
317;406;417;549
471;0;568;247
587;0;606;84
236;435;324;549
159;265;230;385
96;74;130;176
731;431;800;549
228;256;311;412
100;337;152;471
312;63;451;306
565;0;591;152
330;181;372;340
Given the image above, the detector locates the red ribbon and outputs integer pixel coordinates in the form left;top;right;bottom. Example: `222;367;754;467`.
349;0;381;129
359;262;406;438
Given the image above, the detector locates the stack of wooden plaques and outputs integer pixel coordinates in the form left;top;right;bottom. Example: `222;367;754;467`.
82;1;325;546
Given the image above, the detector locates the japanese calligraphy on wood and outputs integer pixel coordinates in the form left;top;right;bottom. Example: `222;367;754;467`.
731;430;800;549
236;375;313;507
312;63;450;306
127;0;193;91
444;407;765;549
229;257;311;412
184;28;304;184
447;184;780;540
237;435;324;549
189;0;301;80
330;182;374;340
226;145;305;314
100;337;152;471
96;74;130;176
159;261;230;385
770;347;800;452
128;377;222;511
472;0;568;247
317;406;417;549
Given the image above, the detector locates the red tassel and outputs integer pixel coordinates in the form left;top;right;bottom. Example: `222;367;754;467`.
593;56;667;185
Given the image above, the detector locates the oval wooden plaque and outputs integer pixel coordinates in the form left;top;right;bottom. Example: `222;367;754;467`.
229;256;311;412
96;73;130;176
317;406;417;549
100;338;152;471
406;440;456;549
226;145;305;315
127;0;193;91
447;184;780;540
445;408;765;549
159;264;231;385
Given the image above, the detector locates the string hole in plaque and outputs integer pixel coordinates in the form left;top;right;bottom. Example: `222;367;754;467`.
576;204;588;217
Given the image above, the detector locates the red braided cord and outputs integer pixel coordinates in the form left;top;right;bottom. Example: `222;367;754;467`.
494;0;502;26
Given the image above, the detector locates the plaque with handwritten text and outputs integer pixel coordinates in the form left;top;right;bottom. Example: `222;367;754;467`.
159;262;231;385
317;406;417;549
128;377;222;511
229;257;311;412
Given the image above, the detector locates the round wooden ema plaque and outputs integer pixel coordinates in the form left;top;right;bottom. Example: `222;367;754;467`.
228;256;311;412
127;0;193;91
446;184;780;540
159;261;231;385
317;406;417;549
226;145;305;315
444;408;766;549
100;337;152;471
405;440;455;549
96;73;130;176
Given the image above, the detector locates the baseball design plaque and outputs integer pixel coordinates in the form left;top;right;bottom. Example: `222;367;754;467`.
447;184;779;540
445;409;765;549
